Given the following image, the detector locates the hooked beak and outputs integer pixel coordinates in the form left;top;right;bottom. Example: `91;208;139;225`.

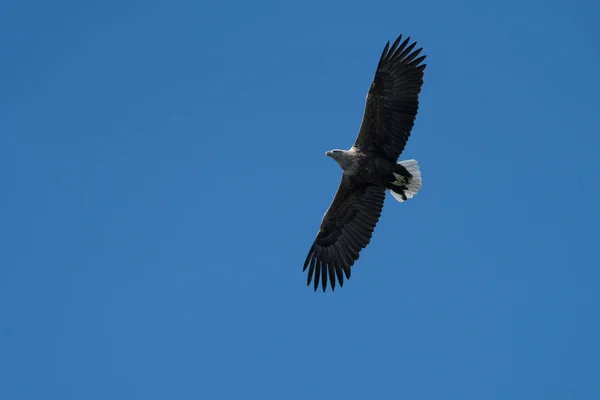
325;151;332;157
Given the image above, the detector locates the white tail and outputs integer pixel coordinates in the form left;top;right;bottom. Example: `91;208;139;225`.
390;159;422;203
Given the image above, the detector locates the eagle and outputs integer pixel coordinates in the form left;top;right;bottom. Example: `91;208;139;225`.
303;34;427;292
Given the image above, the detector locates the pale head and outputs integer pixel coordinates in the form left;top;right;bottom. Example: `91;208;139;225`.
325;149;353;170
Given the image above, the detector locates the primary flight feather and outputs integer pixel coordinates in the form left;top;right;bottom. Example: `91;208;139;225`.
303;34;427;292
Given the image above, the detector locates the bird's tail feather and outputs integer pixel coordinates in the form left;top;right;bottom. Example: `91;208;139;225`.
389;159;422;203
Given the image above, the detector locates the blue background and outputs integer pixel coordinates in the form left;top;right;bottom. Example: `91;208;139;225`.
2;0;600;398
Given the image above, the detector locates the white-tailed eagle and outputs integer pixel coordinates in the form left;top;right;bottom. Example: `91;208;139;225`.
303;34;427;292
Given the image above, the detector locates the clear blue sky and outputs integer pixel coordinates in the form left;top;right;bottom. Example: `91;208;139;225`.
2;0;600;398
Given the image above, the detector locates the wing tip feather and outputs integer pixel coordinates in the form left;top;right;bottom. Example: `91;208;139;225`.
304;244;353;293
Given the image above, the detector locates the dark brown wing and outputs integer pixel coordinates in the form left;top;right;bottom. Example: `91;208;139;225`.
353;35;427;162
303;179;386;292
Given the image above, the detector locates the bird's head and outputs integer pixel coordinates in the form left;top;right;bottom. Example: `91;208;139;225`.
325;149;351;169
325;149;344;159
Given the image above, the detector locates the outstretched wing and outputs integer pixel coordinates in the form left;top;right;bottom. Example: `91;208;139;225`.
353;35;427;162
303;179;386;292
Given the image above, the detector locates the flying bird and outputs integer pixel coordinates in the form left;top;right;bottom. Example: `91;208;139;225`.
303;34;427;292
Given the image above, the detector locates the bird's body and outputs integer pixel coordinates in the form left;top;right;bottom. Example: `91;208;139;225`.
303;34;427;292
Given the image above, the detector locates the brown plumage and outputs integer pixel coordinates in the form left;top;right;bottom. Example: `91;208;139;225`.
303;34;427;292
